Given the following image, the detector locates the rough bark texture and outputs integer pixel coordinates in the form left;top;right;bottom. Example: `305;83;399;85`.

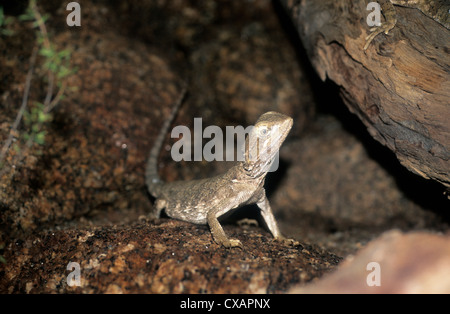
280;0;450;189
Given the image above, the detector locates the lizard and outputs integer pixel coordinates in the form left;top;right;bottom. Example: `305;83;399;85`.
146;87;293;248
364;0;450;50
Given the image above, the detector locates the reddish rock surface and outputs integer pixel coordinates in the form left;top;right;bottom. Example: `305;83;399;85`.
0;220;340;293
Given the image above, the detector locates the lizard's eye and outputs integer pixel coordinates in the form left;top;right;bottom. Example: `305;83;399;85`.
258;125;270;137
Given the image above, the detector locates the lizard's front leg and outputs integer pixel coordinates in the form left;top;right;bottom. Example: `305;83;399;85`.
207;206;243;248
256;194;283;239
257;193;299;246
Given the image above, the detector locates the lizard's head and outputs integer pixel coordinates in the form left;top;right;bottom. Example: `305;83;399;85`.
243;111;293;177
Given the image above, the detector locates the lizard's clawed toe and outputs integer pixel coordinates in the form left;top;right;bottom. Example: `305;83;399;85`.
222;238;243;249
274;236;299;246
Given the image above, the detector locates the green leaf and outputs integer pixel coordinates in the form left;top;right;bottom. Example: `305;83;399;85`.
35;131;47;145
58;49;71;58
31;123;40;133
37;35;44;44
41;13;50;23
39;47;54;58
1;29;14;36
18;7;34;21
31;107;39;116
0;7;5;25
57;66;71;79
38;111;52;123
48;62;58;72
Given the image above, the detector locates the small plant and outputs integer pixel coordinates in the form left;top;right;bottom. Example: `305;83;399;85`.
41;47;74;80
23;101;53;146
0;0;77;173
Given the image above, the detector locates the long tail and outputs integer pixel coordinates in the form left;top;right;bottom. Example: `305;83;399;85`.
146;85;187;196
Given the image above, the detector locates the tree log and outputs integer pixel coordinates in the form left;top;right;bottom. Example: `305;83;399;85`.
280;0;450;189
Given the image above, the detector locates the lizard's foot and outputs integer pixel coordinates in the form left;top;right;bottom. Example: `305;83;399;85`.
364;21;396;50
274;236;300;246
220;238;243;249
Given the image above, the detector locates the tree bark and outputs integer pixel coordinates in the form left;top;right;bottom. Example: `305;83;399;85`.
280;0;450;189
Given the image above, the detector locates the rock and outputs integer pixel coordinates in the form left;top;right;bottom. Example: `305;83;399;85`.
0;220;341;293
289;230;450;293
188;0;314;135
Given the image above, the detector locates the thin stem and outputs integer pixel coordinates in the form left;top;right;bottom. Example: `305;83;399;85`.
0;46;38;166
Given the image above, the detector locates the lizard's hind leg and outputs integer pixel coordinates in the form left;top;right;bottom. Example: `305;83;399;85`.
152;199;167;219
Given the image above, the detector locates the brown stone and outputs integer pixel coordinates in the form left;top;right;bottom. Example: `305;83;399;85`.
290;230;450;293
